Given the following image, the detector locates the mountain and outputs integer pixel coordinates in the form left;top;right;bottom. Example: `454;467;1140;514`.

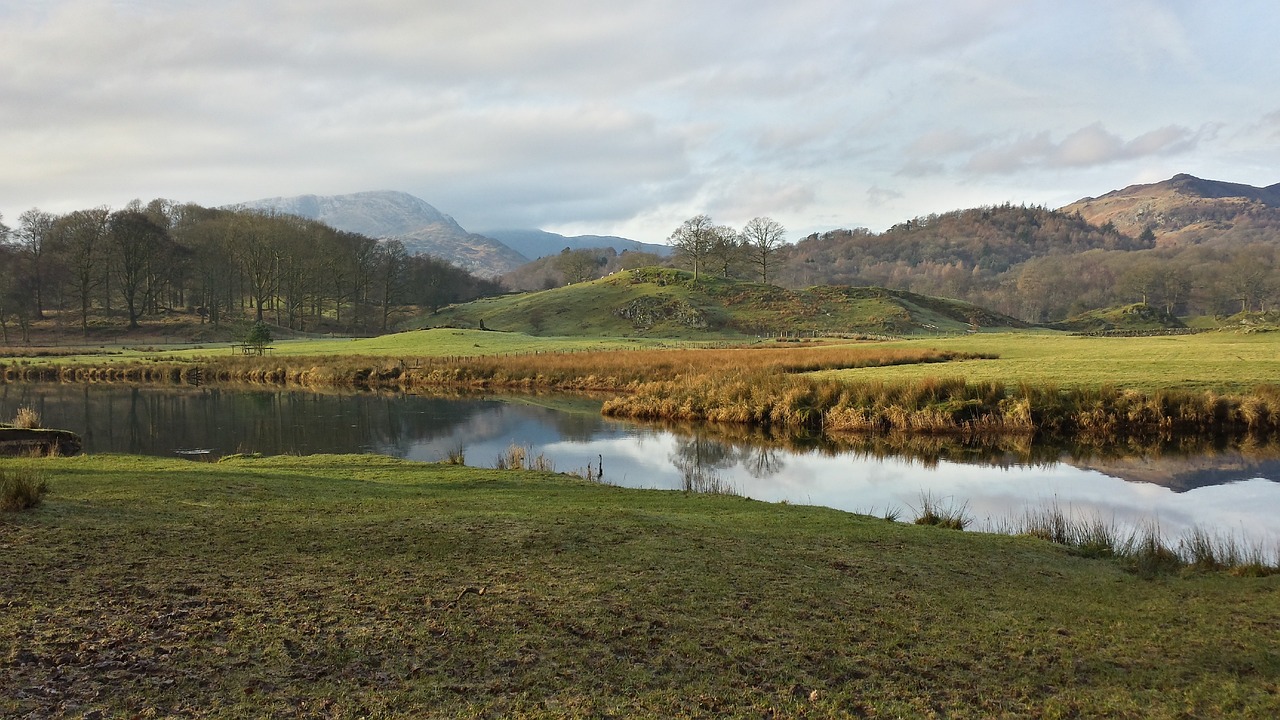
479;228;672;260
232;191;528;277
1061;173;1280;245
424;267;1027;338
774;204;1147;288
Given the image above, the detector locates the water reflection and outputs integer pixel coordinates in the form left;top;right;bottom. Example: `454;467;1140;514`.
3;383;1279;546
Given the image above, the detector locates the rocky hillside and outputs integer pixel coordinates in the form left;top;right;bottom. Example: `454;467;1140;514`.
233;191;528;277
1061;173;1280;246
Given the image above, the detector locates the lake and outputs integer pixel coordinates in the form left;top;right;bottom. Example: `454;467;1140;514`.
4;383;1279;548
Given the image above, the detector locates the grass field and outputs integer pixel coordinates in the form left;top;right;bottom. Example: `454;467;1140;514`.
11;328;1278;396
0;329;701;366
821;331;1280;395
2;454;1278;718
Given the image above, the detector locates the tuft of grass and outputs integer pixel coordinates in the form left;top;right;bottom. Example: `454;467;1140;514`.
494;443;528;470
492;444;554;472
911;491;971;530
1125;520;1183;577
11;406;42;429
443;444;466;465
0;466;48;511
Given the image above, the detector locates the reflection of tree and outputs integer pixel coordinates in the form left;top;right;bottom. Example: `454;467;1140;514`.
670;433;743;493
744;446;785;479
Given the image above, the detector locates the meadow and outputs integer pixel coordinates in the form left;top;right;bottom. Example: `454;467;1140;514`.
2;454;1278;718
823;331;1280;395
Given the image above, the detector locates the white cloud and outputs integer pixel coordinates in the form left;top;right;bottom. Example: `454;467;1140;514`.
0;0;1275;239
964;123;1211;175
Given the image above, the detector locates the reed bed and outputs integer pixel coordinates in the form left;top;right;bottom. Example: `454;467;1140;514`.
982;501;1279;576
604;373;1280;437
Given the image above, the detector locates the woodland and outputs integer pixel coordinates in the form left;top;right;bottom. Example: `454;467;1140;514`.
0;201;500;342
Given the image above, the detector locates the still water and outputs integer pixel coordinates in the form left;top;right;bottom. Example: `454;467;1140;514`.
4;384;1279;547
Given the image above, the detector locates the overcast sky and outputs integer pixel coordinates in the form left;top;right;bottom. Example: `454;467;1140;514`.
2;0;1278;243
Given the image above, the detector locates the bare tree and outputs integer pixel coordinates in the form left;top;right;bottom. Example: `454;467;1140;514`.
669;214;716;282
556;248;601;284
52;207;110;336
15;209;57;318
373;240;409;332
225;213;281;323
742;217;786;284
708;224;742;279
108;210;168;328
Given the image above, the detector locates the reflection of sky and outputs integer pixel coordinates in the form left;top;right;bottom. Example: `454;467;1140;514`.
421;413;1280;550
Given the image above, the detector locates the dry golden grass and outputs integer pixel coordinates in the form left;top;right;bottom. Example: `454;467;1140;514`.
0;344;987;392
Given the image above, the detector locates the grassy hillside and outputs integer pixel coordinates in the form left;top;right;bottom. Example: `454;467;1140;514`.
3;454;1277;718
424;267;1026;338
1051;302;1186;333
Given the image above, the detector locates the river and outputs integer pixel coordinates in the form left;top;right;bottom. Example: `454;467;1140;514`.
3;383;1279;548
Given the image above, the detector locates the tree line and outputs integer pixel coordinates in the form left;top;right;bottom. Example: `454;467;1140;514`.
0;201;502;342
662;205;1280;323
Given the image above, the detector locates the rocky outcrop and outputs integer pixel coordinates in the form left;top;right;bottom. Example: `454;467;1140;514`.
0;428;82;456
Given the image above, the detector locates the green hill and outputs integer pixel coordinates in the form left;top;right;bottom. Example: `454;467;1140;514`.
421;267;1027;338
1051;303;1186;333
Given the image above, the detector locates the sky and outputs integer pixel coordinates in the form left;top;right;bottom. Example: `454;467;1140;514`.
2;0;1279;244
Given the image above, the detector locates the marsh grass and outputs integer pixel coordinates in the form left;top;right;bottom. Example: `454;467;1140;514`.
443;444;466;465
493;443;554;472
911;491;971;530
0;466;48;511
984;502;1280;576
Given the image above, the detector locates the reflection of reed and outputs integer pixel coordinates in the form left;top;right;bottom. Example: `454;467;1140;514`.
634;414;1280;478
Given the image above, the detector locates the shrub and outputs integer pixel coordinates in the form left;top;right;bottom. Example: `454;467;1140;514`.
1;467;48;511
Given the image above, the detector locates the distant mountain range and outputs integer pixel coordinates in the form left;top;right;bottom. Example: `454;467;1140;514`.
479;228;671;260
232;190;666;278
1061;173;1280;245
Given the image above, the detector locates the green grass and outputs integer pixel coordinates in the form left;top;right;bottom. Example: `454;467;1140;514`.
822;331;1280;394
2;454;1278;718
0;328;691;366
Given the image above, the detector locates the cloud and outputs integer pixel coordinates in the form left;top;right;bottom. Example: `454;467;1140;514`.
866;186;904;206
965;123;1211;174
0;1;1272;240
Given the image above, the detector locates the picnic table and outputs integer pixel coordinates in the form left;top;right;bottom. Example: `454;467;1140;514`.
230;343;274;356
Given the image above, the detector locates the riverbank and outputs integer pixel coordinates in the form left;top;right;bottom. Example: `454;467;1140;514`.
5;329;1280;439
2;454;1278;718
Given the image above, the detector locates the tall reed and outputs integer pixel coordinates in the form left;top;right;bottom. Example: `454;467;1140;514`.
981;502;1279;575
